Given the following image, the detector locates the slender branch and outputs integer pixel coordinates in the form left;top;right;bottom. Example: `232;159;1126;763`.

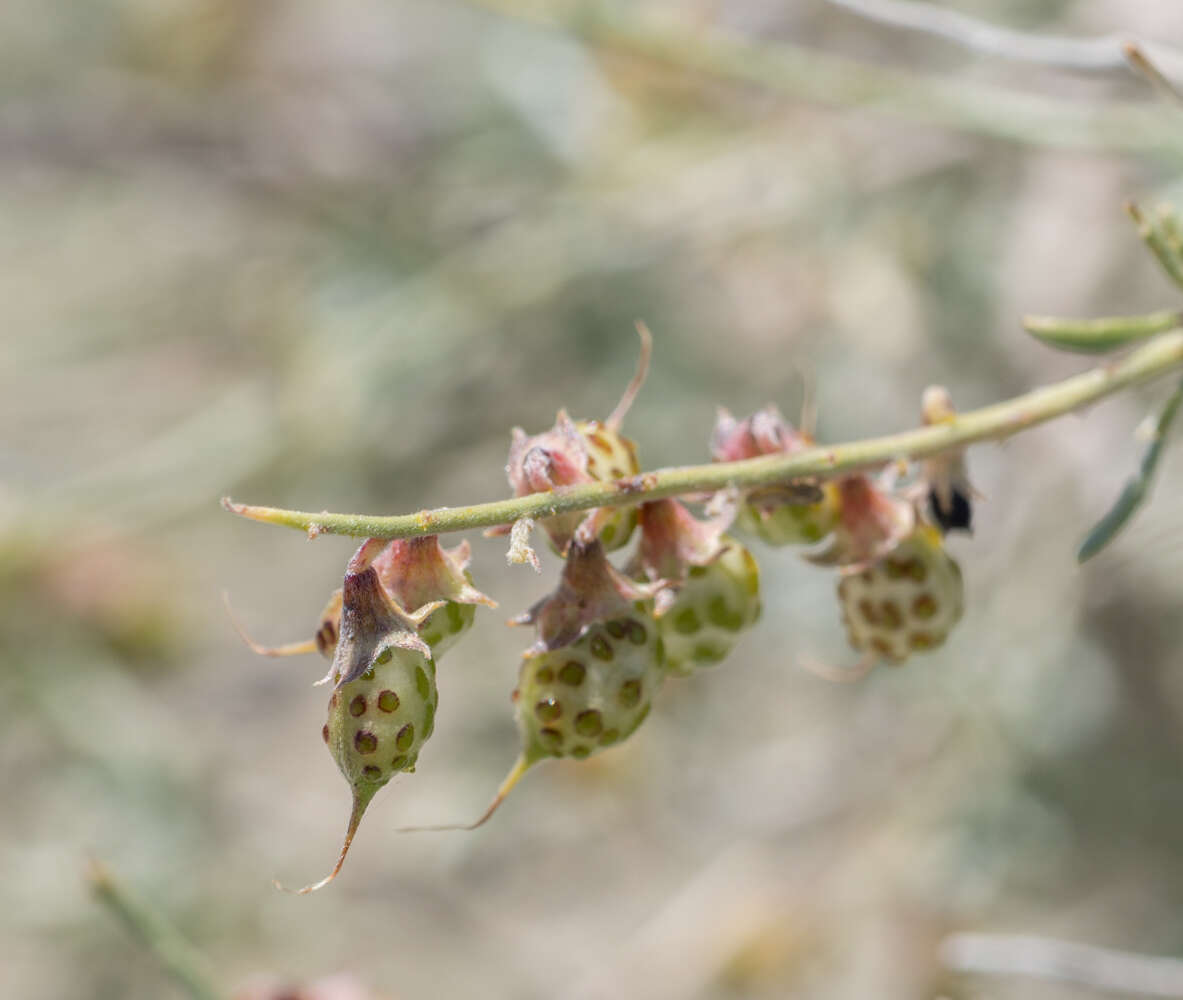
455;0;1182;158
941;931;1183;997
88;860;226;1000
223;329;1183;541
824;0;1183;81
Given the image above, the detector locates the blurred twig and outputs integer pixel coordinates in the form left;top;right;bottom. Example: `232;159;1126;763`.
88;860;226;1000
456;0;1182;157
224;330;1183;541
1124;43;1183;106
941;932;1183;997
825;0;1183;80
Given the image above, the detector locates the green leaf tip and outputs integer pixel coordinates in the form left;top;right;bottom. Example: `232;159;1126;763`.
1078;376;1183;562
1024;311;1182;354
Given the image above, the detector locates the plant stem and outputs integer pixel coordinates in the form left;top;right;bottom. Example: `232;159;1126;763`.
88;860;226;1000
223;330;1183;542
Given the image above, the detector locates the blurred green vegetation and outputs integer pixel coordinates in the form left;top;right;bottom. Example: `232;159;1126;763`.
6;1;1183;998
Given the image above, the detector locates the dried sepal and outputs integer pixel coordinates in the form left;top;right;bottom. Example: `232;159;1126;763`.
507;517;542;572
370;536;495;658
324;539;437;689
503;326;650;555
372;537;494;614
711;404;810;461
805;475;914;571
920;386;974;534
515;538;657;654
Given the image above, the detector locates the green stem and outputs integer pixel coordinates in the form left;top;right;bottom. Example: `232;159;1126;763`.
88;860;226;1000
224;330;1183;541
456;0;1181;158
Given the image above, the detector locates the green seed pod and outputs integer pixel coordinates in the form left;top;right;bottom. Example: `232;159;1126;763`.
289;539;442;893
836;525;964;665
659;541;761;676
631;499;761;676
736;484;840;546
514;612;663;764
402;540;665;833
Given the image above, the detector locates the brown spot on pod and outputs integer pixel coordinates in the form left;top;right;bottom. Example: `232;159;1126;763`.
321;724;330;744
590;635;614;661
377;690;400;712
354;730;379;754
535;698;562;722
558;661;586;686
910;631;937;650
362;765;383;780
912;594;937;620
575;709;603;737
618;679;642;708
349;694;367;717
395;724;415;751
625;620;647;645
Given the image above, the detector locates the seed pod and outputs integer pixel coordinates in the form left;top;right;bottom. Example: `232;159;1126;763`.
512;612;663;763
289;539;442;893
632;499;761;677
836;525;964;665
711;406;838;546
503;325;650;555
404;540;665;832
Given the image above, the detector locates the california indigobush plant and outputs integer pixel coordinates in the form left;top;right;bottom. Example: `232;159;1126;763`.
226;213;1183;891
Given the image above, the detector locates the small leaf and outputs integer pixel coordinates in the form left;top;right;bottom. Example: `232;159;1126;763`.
1078;376;1183;562
1128;202;1183;292
1023;310;1181;354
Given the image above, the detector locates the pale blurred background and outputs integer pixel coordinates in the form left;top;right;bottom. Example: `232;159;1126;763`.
5;1;1183;998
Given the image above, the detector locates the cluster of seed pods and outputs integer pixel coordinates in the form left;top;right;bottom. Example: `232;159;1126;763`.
236;333;970;890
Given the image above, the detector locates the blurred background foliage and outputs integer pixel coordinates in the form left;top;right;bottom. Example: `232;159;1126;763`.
6;1;1183;997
